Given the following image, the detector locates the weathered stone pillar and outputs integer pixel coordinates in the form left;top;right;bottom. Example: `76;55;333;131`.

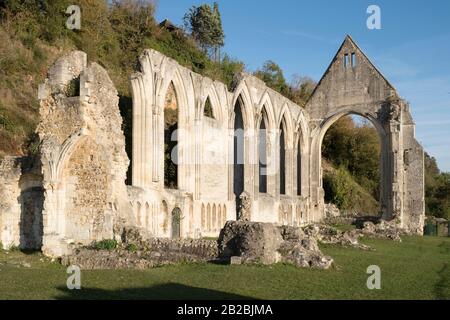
152;107;160;183
194;117;202;200
384;102;403;222
41;183;69;257
286;146;294;196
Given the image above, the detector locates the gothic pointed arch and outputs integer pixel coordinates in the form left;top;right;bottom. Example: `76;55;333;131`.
279;117;287;195
163;81;179;189
258;106;269;193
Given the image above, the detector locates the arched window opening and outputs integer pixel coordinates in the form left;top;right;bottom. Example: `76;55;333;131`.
233;97;244;199
259;111;268;193
297;137;302;196
204;96;214;118
279;121;286;195
164;81;178;189
218;205;222;229
223;205;227;225
201;204;205;229
207;204;211;231
171;207;181;239
212;204;217;230
162;201;169;233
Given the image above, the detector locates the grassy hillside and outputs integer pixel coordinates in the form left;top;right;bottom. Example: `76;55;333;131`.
1;236;448;299
321;116;381;215
322;159;379;215
0;0;243;159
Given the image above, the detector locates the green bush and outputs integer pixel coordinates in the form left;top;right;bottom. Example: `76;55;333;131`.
322;116;380;201
65;76;80;97
94;239;118;251
126;243;138;253
425;154;450;219
323;166;379;215
8;245;20;252
0;111;14;131
323;167;355;211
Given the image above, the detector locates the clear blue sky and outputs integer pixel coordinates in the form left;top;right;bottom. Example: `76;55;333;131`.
155;0;450;172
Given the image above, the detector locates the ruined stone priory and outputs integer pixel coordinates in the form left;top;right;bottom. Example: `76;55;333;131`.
0;36;425;257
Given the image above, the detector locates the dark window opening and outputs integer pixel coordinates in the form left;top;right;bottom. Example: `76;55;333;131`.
279;123;286;195
297;138;302;196
351;53;357;67
164;82;178;189
204;97;214;118
233;98;244;199
259;114;267;193
344;54;349;69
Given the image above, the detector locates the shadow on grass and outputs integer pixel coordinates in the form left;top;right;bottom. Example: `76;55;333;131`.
55;283;255;300
434;263;450;300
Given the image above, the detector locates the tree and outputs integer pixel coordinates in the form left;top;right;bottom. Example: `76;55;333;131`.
183;2;224;61
424;153;450;219
322;116;381;201
289;75;316;107
254;60;289;95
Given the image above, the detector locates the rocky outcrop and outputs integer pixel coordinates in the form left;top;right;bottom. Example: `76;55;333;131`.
218;221;333;269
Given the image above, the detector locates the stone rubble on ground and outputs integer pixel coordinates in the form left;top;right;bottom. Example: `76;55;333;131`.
60;217;409;270
61;234;218;270
324;203;341;218
303;224;372;250
361;220;403;242
218;221;334;269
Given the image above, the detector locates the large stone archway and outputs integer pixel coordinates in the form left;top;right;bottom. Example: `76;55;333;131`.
306;36;424;233
310;108;390;219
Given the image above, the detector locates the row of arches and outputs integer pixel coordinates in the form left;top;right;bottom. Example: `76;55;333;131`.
233;97;305;199
201;203;227;233
279;203;309;227
132;200;183;238
133;49;310;199
134;50;311;225
133;201;160;235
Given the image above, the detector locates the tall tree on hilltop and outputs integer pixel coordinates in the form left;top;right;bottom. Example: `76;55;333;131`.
183;2;225;61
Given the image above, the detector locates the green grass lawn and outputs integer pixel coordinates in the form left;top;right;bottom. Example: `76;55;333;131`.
0;236;448;300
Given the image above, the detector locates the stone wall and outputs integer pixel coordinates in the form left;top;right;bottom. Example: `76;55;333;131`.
130;48;311;240
0;156;43;250
306;36;424;233
0;157;21;248
0;35;426;257
62;238;218;270
36;51;133;256
130;37;424;237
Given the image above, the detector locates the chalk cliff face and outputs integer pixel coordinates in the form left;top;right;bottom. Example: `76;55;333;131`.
0;36;425;257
